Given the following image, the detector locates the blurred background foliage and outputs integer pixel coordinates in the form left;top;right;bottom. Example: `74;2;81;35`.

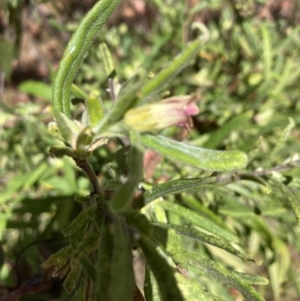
0;0;300;300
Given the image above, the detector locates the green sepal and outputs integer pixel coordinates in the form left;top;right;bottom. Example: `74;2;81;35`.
52;107;80;147
85;91;105;127
75;127;94;158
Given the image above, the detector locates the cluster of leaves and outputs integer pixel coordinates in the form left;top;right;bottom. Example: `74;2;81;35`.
1;0;300;301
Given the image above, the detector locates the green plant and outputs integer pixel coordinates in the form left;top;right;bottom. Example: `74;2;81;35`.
1;1;300;301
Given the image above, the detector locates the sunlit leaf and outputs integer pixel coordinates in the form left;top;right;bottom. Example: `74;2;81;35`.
143;177;217;204
141;134;248;171
159;201;238;242
187;253;266;301
154;222;253;262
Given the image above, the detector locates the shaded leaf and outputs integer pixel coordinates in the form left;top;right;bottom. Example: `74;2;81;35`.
144;268;161;301
108;216;135;301
62;206;95;237
138;234;184;301
110;146;143;212
63;263;82;294
80;256;97;284
96;219;114;300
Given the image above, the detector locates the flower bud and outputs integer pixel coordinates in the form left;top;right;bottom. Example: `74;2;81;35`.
124;95;199;132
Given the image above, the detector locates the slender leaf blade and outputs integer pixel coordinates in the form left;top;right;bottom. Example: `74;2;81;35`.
108;216;135;301
144;177;217;204
154;222;253;262
188;253;266;301
159;201;238;242
141;134;248;171
138;234;184;301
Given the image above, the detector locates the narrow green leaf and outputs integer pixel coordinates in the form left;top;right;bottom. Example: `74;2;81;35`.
96;219;114;301
270;179;300;225
99;43;115;77
0;36;15;78
123;209;159;238
80;256;97;284
108;217;135;301
62;207;93;237
70;225;87;251
203;111;253;149
18;80;52;101
23;162;48;189
261;24;272;83
110;146;143;212
52;0;122;116
63;263;82;294
144;177;217;204
139;234;184;301
175;273;216;301
71;232;99;266
154;223;253;262
41;245;72;269
159;201;238;242
268;118;295;161
233;271;269;285
144;268;161;301
71;84;88;99
141;134;248;171
71;274;87;301
140;38;205;101
188;253;266;301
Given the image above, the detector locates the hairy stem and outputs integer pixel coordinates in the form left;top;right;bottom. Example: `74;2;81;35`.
75;159;100;195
